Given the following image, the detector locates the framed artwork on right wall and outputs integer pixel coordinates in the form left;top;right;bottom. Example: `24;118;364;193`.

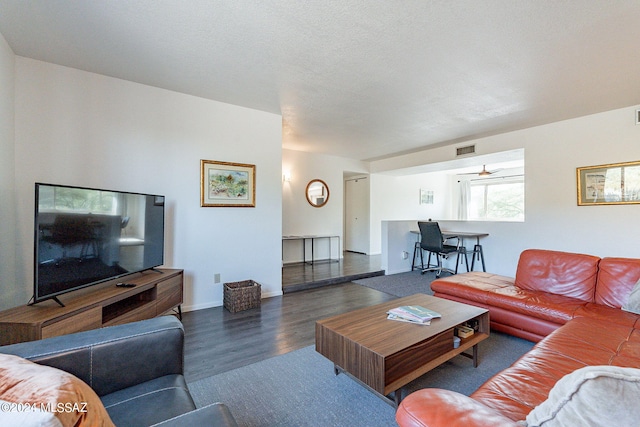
577;160;640;206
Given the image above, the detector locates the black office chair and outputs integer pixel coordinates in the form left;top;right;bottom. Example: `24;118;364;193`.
417;221;464;278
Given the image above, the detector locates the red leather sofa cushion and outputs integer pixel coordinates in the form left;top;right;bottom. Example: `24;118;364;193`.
514;249;599;302
432;272;583;325
430;272;515;305
573;302;640;328
470;317;640;421
595;257;640;308
396;389;520;427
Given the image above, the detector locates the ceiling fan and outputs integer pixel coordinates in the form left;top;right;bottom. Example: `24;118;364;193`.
461;165;502;176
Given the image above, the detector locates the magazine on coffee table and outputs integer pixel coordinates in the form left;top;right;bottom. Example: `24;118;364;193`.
387;305;441;324
387;313;431;325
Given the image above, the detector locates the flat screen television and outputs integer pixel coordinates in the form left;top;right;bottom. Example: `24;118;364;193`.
32;183;165;306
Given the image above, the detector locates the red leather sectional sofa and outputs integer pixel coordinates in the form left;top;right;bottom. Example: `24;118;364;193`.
396;249;640;427
431;249;640;341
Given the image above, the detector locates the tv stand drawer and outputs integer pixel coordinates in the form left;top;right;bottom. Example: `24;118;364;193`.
156;275;183;315
42;306;102;339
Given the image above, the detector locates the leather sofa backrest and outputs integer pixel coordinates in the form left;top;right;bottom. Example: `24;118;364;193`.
515;249;600;302
595;257;640;308
1;316;185;396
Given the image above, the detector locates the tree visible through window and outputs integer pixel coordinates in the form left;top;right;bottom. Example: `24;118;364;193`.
469;178;524;221
39;186;118;214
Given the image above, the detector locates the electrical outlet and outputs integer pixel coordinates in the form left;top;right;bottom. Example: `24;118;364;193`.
214;273;221;283
401;251;409;260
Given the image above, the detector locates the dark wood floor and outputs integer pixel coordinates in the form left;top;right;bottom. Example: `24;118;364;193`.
182;253;393;383
282;251;384;293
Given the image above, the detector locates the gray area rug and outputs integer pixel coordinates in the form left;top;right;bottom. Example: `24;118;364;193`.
188;333;533;427
352;270;443;297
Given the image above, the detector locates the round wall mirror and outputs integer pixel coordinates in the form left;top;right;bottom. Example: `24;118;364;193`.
306;179;330;208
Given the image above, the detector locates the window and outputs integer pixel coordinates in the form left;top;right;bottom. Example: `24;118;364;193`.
469;177;524;221
39;186;119;215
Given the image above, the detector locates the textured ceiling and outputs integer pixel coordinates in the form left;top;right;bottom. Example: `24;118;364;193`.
1;1;640;161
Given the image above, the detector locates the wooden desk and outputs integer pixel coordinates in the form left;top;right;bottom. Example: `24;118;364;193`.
282;235;340;265
412;230;488;272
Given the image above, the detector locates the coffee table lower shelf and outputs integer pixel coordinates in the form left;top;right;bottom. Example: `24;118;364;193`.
335;332;488;406
315;294;490;407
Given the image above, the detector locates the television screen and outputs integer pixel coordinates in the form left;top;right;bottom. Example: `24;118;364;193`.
33;183;165;305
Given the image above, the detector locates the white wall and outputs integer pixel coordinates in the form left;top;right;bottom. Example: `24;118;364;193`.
370;172;451;255
11;58;283;311
0;34;16;310
282;149;368;263
374;106;640;277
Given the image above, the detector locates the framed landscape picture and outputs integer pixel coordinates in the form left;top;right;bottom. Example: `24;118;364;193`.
201;159;256;207
577;160;640;206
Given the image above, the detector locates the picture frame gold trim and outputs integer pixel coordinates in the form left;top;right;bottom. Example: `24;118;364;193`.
201;159;256;207
577;160;640;206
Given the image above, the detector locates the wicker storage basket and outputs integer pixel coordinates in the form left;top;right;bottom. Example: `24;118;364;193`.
223;280;261;313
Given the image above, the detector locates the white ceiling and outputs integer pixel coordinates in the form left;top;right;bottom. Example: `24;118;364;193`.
1;1;640;161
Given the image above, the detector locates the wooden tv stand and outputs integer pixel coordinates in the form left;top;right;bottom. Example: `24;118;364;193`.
0;268;183;346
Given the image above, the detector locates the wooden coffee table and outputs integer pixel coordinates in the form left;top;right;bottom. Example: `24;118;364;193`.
315;294;489;406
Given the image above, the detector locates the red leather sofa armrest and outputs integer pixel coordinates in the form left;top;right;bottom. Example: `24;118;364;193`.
396;389;522;427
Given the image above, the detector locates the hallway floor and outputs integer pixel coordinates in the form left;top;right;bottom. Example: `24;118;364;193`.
282;251;384;293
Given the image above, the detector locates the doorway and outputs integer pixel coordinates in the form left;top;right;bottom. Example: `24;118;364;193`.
344;175;370;254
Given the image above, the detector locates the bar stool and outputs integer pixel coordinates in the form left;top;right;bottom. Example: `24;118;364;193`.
411;241;422;270
470;244;486;271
